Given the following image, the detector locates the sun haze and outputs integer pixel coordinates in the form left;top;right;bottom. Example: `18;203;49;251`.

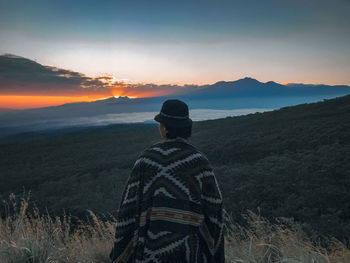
1;0;350;109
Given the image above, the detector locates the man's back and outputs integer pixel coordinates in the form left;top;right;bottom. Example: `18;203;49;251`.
110;138;224;263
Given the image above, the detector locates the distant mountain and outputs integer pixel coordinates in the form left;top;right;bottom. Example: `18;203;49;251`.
1;77;349;137
175;77;350;99
1;53;349;101
0;108;15;112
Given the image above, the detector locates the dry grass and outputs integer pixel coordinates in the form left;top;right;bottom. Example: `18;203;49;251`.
0;195;115;263
223;210;350;263
0;196;349;263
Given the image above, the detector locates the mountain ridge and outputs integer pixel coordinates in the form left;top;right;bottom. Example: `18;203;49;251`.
1;54;350;104
1;54;350;137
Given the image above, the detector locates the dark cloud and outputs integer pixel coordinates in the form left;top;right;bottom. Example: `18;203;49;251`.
0;54;114;96
0;54;82;84
0;54;185;97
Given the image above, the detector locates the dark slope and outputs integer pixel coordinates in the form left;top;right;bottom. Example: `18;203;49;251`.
1;95;349;241
192;95;350;241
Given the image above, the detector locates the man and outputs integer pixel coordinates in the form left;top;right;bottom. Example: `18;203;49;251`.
110;99;224;263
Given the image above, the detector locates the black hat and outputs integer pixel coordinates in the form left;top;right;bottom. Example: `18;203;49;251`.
154;99;192;128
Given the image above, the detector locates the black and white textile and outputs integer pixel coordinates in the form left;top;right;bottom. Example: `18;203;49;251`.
110;138;224;263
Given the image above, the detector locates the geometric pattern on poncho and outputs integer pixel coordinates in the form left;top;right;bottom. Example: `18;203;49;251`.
110;138;224;263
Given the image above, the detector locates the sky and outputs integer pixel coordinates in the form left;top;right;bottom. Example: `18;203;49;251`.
0;0;350;109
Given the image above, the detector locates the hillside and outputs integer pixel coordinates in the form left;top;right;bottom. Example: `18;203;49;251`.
1;95;350;243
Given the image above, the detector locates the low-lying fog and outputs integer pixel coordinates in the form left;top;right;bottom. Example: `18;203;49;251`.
53;108;273;127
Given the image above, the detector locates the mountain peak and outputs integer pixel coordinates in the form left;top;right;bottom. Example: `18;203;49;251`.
2;53;24;59
265;80;277;84
243;77;257;81
235;77;261;83
115;96;131;100
229;77;261;86
100;96;132;103
213;77;261;86
102;96;118;102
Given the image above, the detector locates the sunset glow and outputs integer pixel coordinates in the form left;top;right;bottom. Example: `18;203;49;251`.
0;95;96;110
0;91;163;109
1;0;349;110
0;64;179;109
0;84;176;109
0;84;170;109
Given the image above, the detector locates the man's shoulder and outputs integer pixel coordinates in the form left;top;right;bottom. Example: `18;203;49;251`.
145;138;200;154
136;138;210;165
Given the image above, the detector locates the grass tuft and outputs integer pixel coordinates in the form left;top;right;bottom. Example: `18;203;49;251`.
0;196;349;263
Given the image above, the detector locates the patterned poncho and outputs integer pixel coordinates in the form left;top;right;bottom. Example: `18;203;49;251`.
110;138;224;263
